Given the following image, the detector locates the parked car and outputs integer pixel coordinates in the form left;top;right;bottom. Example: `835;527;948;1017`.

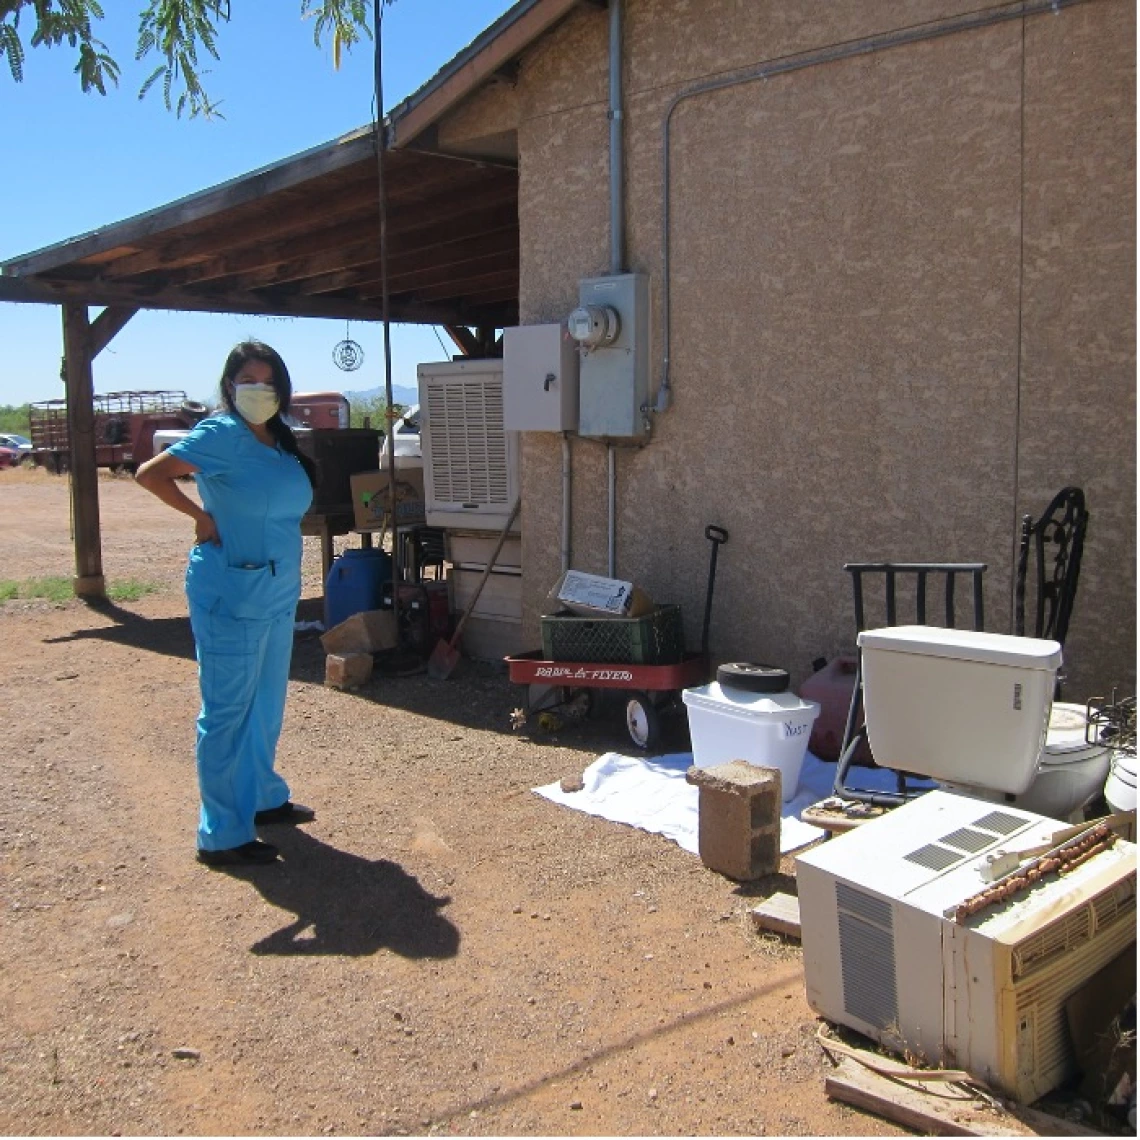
0;432;33;458
380;404;421;460
0;444;19;469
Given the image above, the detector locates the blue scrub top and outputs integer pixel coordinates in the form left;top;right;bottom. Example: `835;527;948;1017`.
168;414;313;619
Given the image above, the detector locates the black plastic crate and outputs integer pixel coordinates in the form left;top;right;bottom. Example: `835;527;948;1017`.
541;604;685;664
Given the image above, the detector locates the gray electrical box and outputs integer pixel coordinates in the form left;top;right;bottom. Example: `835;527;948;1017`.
503;323;580;432
572;273;649;440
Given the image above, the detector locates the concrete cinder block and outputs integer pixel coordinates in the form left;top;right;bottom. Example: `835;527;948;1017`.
325;651;373;690
686;761;781;881
320;610;397;655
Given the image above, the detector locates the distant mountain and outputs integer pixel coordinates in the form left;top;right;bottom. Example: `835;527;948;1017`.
343;384;419;408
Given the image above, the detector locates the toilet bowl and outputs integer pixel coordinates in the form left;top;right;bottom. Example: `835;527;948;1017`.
940;702;1111;822
1104;746;1137;813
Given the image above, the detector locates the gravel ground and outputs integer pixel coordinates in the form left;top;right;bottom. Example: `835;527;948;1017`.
0;467;912;1136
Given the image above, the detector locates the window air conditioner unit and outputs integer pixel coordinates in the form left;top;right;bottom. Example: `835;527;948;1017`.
796;789;1136;1104
417;359;520;532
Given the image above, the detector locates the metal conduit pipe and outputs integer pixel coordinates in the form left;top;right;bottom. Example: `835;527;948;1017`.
651;0;1092;415
607;444;617;577
609;0;625;275
607;0;624;576
561;433;572;573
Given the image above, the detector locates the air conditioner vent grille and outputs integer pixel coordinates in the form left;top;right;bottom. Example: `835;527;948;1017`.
836;884;898;1030
423;376;510;508
940;827;997;854
836;882;891;927
904;843;962;871
971;810;1026;835
1011;898;1137;1100
1012;879;1136;979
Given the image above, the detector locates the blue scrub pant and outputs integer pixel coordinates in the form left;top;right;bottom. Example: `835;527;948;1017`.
189;602;294;851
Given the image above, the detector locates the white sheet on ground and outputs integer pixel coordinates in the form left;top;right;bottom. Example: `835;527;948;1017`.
533;751;921;855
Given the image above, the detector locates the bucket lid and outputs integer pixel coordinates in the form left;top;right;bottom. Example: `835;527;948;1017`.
683;682;818;717
857;625;1062;670
1109;748;1138;783
1043;702;1105;756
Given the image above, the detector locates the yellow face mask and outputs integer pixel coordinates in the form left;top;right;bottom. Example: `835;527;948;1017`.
233;383;280;425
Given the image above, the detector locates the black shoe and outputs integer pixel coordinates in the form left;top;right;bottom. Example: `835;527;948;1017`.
254;801;316;826
197;840;279;866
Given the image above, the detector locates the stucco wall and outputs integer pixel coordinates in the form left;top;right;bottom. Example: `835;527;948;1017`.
508;0;1134;699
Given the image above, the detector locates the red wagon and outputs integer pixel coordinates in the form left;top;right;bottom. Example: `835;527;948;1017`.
507;527;729;750
505;649;709;751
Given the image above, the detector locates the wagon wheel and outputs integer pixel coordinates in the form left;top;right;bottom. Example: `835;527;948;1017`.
625;691;661;751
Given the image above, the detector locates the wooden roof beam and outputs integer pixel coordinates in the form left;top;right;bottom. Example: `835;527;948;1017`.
398;266;518;305
363;249;517;297
298;225;518;296
95;159;509;279
4;127;380;278
147;183;516;289
215;202;519;292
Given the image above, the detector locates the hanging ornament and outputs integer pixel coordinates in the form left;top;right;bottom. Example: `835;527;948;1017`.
333;322;364;372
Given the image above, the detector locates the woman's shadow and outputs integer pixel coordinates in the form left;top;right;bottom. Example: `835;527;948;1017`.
223;828;460;959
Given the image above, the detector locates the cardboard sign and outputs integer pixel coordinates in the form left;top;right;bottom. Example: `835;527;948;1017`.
350;468;426;529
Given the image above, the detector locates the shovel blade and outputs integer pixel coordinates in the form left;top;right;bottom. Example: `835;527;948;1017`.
427;636;461;680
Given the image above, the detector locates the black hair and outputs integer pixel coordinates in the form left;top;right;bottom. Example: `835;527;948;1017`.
219;340;318;489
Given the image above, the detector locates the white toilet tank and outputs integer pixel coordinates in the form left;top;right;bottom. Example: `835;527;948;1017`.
857;626;1062;794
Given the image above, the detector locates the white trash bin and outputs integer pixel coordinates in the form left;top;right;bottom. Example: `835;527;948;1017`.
683;682;820;802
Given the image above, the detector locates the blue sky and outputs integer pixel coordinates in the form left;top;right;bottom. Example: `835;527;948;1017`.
0;0;515;409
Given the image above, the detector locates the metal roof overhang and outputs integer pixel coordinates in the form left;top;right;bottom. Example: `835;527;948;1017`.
0;126;519;328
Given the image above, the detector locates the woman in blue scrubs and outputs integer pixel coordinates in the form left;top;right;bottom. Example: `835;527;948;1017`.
136;341;317;866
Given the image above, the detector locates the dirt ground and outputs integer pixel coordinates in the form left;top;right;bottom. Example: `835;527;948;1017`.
0;466;912;1137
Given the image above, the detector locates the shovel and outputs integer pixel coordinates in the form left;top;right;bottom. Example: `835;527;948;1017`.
427;497;521;680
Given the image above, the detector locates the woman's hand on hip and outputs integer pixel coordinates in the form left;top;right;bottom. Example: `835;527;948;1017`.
195;514;221;546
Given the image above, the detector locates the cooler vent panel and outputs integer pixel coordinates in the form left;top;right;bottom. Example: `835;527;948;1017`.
940;827;997;854
1013;879;1136;979
904;844;962;872
1010;901;1137;1101
423;379;509;507
836;883;898;1030
971;810;1027;835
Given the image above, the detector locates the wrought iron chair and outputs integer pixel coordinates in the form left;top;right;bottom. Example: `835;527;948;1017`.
1014;486;1088;697
401;525;447;583
831;562;988;807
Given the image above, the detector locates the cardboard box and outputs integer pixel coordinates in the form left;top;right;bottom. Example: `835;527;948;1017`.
320;609;398;655
350;466;425;529
543;569;654;619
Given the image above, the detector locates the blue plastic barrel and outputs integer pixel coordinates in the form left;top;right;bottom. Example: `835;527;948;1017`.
324;547;393;630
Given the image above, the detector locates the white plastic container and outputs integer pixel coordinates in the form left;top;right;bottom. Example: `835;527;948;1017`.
1104;748;1137;813
682;682;820;801
858;626;1062;795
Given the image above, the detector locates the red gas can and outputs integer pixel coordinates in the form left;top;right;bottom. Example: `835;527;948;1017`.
799;656;873;766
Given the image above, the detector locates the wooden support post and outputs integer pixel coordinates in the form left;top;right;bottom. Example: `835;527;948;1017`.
443;324;478;357
62;303;105;600
89;305;138;357
476;325;500;357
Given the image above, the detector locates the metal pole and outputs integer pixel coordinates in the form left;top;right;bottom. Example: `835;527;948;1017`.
373;0;403;648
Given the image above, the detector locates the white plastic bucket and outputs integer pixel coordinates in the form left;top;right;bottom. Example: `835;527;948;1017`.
682;682;820;801
1104;748;1137;814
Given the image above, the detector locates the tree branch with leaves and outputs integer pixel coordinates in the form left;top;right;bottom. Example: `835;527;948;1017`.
1;0;386;119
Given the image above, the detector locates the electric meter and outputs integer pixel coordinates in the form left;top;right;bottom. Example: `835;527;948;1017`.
567;304;620;349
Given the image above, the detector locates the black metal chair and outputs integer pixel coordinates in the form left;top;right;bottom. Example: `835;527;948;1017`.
1014;486;1088;697
401;525;447;583
831;562;988;807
